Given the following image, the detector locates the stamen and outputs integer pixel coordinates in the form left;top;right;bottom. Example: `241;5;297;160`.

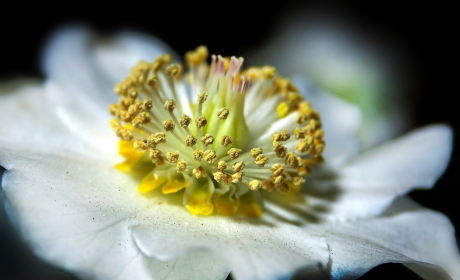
166;152;179;163
176;160;188;172
192;166;206;178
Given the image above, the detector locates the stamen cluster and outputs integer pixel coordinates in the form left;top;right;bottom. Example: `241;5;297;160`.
109;46;325;215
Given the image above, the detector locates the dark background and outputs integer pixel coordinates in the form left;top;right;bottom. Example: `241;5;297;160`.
0;2;457;280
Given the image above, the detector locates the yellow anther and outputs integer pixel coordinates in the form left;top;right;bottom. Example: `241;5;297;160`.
159;54;173;65
201;134;215;146
193;149;204;161
155;156;165;166
313;129;325;139
288;93;303;109
248;180;262;191
128;88;138;99
271;132;281;142
166;64;179;77
298;166;312;176
197;91;208;103
270;164;285;176
232;161;245;172
185;46;208;65
119;97;135;109
113;83;125;96
294;128;305;139
162;120;176;132
276;183;289;194
274;145;288;158
277;102;290;118
147;133;166;148
176;160;188;172
309;119;321;130
273;174;286;184
243;67;263;80
227;148;242;160
109;104;119;116
293;177;305;186
185;135;197;147
116;127;133;141
166;152;179;163
134;140;148;152
303;155;324;165
296;114;307;125
280;130;290;141
142;100;153;111
302;124;315;134
149;149;162;160
128;104;141;117
117;110;131;121
180;114;192;128
311;139;326;155
296;138;313;153
204;150;217;163
285;153;295;166
220;135;233;147
195;116;207;128
133;117;144;129
223;173;233;186
213;171;226;183
147;74;158;86
250;147;263;158
255;154;269;167
299;101;311;113
138;112;150;123
192;166;206;178
109;119;121;130
262;179;275;192
217;107;229;119
216;161;228;171
232;172;244;184
164;100;176;112
261;66;276;79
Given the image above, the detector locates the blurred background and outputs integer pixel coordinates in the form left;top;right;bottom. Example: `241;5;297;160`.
0;2;457;279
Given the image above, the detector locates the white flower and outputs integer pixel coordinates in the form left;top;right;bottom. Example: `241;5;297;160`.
0;27;458;280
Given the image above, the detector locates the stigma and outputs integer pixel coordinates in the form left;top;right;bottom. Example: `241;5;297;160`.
109;46;325;217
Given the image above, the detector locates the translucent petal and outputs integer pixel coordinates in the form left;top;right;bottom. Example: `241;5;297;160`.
321;197;460;280
0;80;105;170
41;27;174;153
2;155;229;280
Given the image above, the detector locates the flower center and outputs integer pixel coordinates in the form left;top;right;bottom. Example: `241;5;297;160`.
109;46;325;217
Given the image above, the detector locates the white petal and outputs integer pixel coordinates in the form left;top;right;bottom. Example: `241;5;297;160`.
2;154;229;280
320;197;460;280
132;215;329;280
0;80;104;170
325;124;453;219
42;27;173;152
291;76;362;167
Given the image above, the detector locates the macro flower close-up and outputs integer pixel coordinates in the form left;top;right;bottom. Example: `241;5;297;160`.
0;6;458;280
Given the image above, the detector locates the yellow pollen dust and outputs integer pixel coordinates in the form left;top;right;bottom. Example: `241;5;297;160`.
110;45;326;217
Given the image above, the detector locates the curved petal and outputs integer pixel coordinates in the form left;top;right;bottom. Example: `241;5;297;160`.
0;80;104;170
2;154;229;280
42;27;174;153
320;197;460;280
132;214;329;280
323;124;453;220
265;125;453;222
291;76;362;167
